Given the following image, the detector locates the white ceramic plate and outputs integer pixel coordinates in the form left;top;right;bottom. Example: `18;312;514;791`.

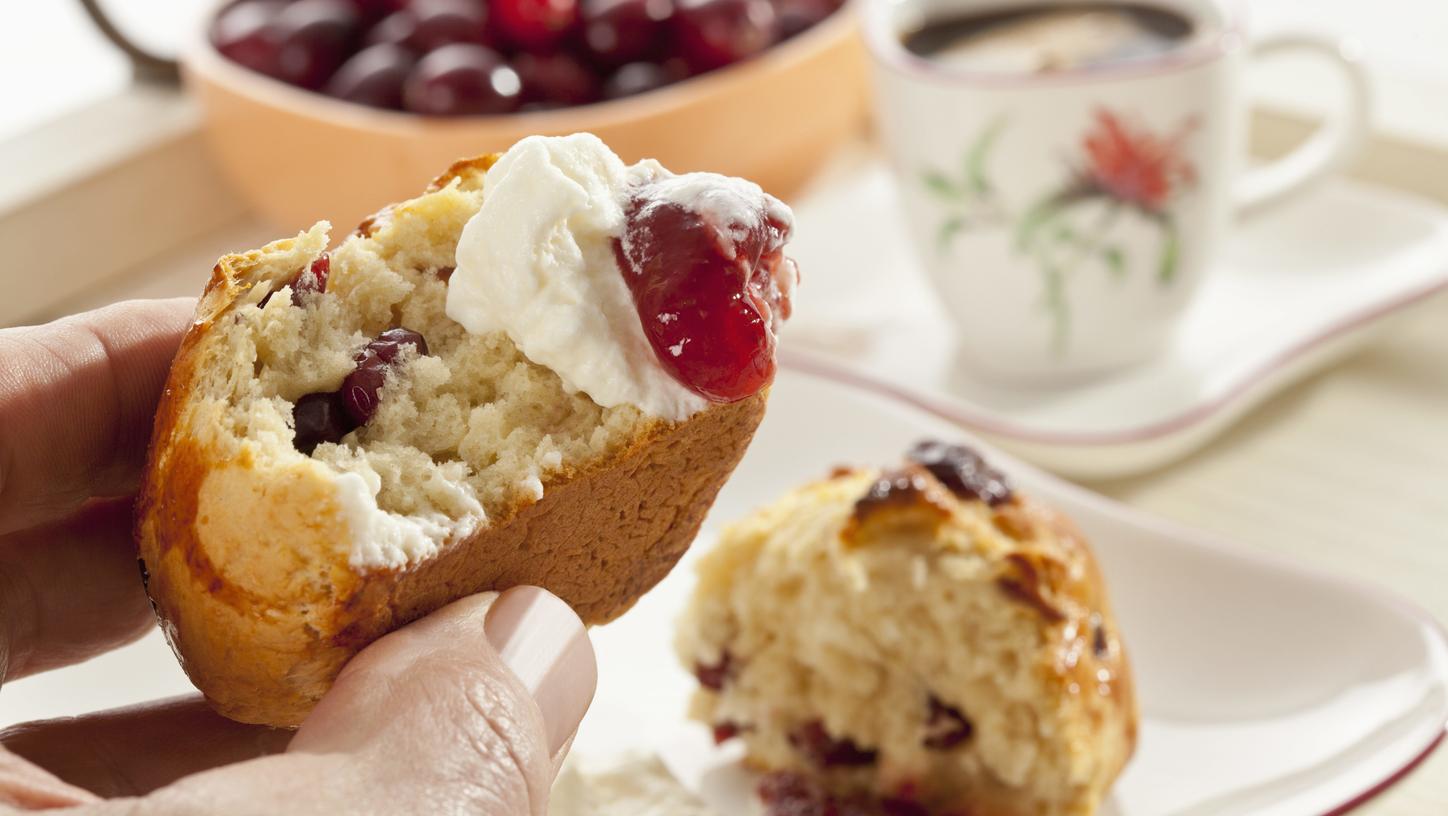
783;161;1448;478
2;368;1444;815
572;367;1448;816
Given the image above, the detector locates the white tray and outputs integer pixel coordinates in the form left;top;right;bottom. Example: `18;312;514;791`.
782;161;1448;478
577;367;1448;816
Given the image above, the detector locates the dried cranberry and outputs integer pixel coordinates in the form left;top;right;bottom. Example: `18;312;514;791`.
261;254;330;308
712;721;745;744
693;651;734;690
1091;613;1109;657
922;695;972;750
293;391;356;453
614;180;795;402
907;440;1012;507
341;328;429;424
788;720;877;768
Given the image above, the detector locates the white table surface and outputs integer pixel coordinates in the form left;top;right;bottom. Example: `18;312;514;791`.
16;140;1447;812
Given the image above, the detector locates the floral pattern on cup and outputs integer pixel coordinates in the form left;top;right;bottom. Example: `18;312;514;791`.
926;108;1200;353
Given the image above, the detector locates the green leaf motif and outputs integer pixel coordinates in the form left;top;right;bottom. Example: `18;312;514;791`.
937;216;968;253
1102;246;1126;280
922;171;959;202
966;116;1007;195
1158;218;1181;284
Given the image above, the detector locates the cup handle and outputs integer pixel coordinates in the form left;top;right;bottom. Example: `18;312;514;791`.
76;0;182;85
1235;33;1372;217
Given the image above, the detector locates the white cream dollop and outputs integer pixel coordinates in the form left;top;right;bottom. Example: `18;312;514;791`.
446;133;709;421
332;466;484;571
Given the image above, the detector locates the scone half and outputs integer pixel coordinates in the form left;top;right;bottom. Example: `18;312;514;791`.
137;135;795;726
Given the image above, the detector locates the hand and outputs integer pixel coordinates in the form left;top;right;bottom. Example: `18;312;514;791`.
0;300;597;814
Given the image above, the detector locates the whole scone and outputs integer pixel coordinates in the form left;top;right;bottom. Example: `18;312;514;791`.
137;134;798;727
675;441;1137;816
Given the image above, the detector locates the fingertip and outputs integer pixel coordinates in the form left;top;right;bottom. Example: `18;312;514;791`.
484;587;597;758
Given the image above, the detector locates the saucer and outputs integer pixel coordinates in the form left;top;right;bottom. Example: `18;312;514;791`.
781;160;1448;478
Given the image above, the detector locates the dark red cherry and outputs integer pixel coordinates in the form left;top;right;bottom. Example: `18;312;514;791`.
293;391;355;453
493;0;581;50
672;0;777;74
581;0;672;67
602;60;677;98
364;9;420;47
773;0;834;39
514;52;602;107
712;721;744;744
366;327;430;361
273;0;364;89
260;254;330;308
410;0;493;51
211;0;287;76
906;440;1012;506
326;43;416;108
403;44;522;115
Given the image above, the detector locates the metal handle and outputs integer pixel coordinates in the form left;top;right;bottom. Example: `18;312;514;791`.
77;0;182;85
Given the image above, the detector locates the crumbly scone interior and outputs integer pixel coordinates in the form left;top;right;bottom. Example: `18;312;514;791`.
676;469;1120;814
198;171;649;556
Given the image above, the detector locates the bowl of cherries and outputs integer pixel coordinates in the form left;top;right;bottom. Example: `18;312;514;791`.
185;0;866;230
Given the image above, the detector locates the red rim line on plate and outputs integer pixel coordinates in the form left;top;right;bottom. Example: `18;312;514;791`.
781;272;1448;447
778;362;1448;814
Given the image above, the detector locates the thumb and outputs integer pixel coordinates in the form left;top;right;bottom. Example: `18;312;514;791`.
292;587;597;815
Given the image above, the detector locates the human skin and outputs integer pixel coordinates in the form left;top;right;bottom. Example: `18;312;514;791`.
0;299;596;815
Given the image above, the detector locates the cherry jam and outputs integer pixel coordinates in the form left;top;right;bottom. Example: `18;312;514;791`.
614;177;797;403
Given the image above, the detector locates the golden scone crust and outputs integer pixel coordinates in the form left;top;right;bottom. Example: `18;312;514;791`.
136;155;767;727
676;460;1137;816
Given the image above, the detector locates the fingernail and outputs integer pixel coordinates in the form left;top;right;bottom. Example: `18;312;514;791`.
485;586;597;757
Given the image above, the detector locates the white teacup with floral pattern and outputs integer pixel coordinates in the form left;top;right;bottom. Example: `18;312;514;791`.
864;0;1371;380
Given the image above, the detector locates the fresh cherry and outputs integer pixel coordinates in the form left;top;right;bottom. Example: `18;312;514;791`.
773;0;836;39
603;61;677;98
514;52;602;107
403;44;523;115
409;0;494;51
614;181;795;402
364;9;419;47
211;0;287;77
326;43;416;109
581;0;672;67
672;0;778;74
293;391;355;453
492;0;581;50
272;0;364;89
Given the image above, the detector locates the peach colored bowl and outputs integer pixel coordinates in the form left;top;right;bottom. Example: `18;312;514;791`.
183;14;869;235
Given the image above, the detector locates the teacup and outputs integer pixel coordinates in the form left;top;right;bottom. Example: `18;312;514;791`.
863;0;1370;381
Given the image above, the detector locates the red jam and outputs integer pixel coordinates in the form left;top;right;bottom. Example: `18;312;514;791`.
614;178;797;403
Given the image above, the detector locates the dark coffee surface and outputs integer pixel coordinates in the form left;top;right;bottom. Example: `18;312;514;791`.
903;3;1195;72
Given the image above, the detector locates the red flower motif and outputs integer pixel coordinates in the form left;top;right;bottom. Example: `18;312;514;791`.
1080;109;1197;212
